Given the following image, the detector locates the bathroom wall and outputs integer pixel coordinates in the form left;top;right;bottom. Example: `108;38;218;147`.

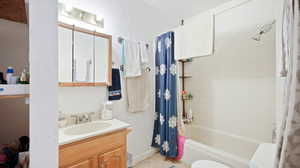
0;19;29;144
29;0;59;167
58;0;174;163
184;0;276;160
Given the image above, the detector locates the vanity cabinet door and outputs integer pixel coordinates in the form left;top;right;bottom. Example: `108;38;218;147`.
98;147;126;168
58;26;73;83
73;31;94;83
65;158;94;168
94;36;110;84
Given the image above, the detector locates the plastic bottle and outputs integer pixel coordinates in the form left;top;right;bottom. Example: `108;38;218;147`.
101;101;113;120
188;108;193;121
20;69;29;84
6;67;14;84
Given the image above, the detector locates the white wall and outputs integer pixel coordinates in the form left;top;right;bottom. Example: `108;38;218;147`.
58;0;171;163
185;0;276;160
29;0;58;167
0;19;29;144
274;0;285;141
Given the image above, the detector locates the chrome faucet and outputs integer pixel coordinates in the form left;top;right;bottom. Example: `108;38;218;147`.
77;114;91;124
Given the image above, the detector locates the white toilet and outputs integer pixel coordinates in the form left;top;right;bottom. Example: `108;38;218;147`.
191;143;276;168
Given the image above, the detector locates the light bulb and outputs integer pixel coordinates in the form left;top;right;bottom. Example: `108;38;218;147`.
65;4;73;12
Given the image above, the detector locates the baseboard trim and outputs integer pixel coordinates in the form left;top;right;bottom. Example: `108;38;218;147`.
132;148;158;166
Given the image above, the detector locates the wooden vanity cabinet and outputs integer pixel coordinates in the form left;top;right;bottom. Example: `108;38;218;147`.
67;159;94;168
59;129;129;168
99;147;126;168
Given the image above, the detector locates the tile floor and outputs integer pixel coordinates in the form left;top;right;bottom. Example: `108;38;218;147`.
134;153;189;168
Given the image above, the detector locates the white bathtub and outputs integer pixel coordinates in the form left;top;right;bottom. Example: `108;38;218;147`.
182;139;249;168
181;125;264;168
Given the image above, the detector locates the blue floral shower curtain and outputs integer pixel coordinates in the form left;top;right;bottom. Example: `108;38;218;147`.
152;32;178;158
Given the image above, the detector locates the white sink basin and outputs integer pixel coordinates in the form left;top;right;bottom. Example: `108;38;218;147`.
64;122;112;135
59;119;130;145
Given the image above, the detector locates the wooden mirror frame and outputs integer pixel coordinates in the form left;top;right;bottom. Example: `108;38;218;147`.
58;22;112;87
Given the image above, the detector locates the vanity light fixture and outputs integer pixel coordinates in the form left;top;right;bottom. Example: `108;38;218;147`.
58;2;104;28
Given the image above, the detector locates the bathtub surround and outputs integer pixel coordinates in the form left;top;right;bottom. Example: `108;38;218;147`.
152;32;178;158
182;0;276;161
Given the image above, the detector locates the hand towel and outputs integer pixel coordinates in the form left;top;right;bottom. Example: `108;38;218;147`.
75;58;92;82
108;69;122;101
126;70;150;112
124;40;142;77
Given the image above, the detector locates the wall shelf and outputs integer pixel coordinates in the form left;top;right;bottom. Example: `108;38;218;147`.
0;84;29;99
180;59;194;119
182;97;193;101
179;76;192;79
0;94;29;99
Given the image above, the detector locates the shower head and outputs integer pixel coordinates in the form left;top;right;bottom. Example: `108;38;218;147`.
252;20;276;41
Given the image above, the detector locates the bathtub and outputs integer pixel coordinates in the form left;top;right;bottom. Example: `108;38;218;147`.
181;125;263;168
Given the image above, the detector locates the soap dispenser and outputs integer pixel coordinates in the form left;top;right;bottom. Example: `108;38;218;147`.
101;101;113;120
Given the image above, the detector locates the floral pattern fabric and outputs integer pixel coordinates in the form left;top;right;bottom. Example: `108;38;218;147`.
152;32;178;158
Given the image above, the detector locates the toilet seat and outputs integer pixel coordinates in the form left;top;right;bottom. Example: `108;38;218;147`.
192;160;230;168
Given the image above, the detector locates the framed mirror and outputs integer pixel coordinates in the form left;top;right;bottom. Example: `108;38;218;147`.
58;23;112;86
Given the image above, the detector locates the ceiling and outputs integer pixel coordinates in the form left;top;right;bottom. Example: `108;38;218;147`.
0;0;27;24
141;0;233;21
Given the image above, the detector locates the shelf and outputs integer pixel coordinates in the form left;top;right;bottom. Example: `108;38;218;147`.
0;94;29;99
183;118;193;124
179;76;192;79
182;98;193;101
179;59;193;63
0;84;29;99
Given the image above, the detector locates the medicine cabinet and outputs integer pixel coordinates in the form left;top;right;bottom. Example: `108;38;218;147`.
58;23;112;86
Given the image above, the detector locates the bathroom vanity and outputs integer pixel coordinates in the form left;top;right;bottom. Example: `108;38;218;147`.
59;119;130;168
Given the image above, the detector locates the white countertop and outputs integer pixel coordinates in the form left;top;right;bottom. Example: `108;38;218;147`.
59;119;130;145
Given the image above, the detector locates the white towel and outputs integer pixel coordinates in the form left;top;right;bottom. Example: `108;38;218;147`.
175;10;214;59
124;40;142;77
126;70;150;112
139;42;149;64
75;58;92;82
174;26;183;60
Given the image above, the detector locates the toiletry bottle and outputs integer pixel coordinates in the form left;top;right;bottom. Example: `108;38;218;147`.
20;69;29;84
188;108;193;121
101;101;113;120
6;67;14;84
0;72;7;84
